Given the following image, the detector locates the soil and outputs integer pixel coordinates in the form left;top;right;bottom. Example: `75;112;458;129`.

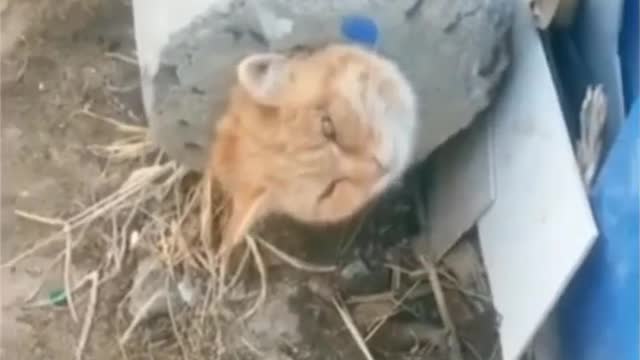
1;1;143;359
1;1;499;359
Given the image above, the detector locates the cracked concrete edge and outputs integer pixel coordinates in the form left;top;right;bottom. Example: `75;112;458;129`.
133;0;514;171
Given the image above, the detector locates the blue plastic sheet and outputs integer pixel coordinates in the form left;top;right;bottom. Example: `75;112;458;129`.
558;97;639;360
553;0;639;357
619;0;639;112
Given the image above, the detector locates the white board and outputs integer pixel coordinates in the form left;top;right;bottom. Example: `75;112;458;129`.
477;1;598;359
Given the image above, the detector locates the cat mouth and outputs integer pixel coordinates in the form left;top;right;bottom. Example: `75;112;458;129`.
318;177;346;201
315;156;389;204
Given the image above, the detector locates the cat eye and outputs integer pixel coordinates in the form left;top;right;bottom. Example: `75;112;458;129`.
321;114;336;141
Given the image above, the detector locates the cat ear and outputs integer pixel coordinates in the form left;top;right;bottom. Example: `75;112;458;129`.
237;53;289;106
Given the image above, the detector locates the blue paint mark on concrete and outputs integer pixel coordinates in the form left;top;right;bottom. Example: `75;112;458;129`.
340;15;379;49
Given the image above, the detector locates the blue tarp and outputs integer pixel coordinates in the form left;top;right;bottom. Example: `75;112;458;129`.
555;0;638;357
559;95;639;360
619;0;639;112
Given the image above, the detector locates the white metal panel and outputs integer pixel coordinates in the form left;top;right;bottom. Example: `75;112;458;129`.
477;1;598;359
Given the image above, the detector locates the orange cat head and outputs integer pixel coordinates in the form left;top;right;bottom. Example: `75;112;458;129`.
209;44;417;251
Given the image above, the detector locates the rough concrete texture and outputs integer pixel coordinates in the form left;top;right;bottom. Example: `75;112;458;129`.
135;0;513;170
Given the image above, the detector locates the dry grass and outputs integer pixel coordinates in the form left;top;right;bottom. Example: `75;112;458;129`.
3;108;235;358
333;295;376;360
3;105;339;359
4;103;498;360
3;1;457;358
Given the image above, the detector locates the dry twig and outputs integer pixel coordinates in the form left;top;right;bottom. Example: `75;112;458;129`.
576;84;608;186
72;106;147;134
166;279;189;360
256;236;336;273
64;224;80;323
333;296;376;360
240;235;268;320
105;52;138;65
14;209;65;226
419;256;463;360
462;338;483;360
3;162;174;268
240;337;264;357
119;291;165;346
364;281;422;342
347;292;395;304
226;246;251;292
75;271;99;360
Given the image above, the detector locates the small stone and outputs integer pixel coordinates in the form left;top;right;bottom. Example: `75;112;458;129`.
81;66;102;93
372;321;447;351
339;259;368;280
306;277;334;302
245;284;301;344
177;277;197;305
337;259;388;296
127;257;196;319
352;299;396;328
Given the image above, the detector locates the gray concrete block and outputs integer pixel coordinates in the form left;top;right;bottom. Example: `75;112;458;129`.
134;0;513;170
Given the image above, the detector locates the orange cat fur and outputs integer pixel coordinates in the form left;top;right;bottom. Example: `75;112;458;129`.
209;44;418;256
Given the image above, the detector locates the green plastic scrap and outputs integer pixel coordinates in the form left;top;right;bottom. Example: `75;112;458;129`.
48;289;68;306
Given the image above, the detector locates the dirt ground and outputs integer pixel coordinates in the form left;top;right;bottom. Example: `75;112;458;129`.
1;1;144;358
0;2;376;358
1;1;500;359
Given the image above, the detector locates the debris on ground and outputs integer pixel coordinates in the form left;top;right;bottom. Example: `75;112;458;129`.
1;1;504;359
3;117;502;358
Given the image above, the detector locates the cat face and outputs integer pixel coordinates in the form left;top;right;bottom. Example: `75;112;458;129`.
210;44;417;251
